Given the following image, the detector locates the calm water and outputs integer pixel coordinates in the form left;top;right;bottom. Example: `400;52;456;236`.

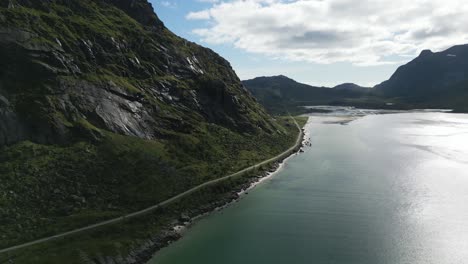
150;112;468;264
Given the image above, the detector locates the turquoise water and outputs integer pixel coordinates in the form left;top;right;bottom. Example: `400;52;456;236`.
150;113;468;264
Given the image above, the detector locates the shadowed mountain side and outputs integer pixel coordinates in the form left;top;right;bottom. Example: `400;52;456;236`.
374;44;468;111
243;76;383;114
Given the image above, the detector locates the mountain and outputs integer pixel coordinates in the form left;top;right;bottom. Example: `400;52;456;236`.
376;45;468;96
0;0;278;146
0;1;300;261
375;44;468;110
243;75;372;114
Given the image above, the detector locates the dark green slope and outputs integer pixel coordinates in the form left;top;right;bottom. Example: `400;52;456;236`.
0;0;300;259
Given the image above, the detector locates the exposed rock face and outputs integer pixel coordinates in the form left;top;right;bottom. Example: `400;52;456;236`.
0;94;25;145
0;0;275;146
109;0;165;29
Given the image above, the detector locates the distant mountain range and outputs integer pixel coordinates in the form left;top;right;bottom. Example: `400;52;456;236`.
243;76;377;114
244;44;468;113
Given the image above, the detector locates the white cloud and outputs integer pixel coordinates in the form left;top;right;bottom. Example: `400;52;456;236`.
159;1;176;8
186;0;468;65
187;10;211;20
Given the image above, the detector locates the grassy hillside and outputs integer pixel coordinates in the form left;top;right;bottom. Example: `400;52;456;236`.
0;116;302;263
0;119;297;248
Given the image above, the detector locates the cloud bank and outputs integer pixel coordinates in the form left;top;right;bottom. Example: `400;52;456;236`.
187;0;468;65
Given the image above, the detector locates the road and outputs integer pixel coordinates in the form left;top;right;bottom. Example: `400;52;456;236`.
0;116;304;255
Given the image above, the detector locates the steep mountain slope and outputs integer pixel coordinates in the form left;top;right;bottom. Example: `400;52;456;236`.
375;44;468;109
0;0;277;146
243;75;371;114
0;0;299;259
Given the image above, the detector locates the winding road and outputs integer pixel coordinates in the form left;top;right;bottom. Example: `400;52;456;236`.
0;116;304;255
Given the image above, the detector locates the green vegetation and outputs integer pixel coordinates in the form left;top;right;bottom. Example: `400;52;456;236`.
0;117;298;248
293;116;309;128
0;116;302;263
0;167;278;264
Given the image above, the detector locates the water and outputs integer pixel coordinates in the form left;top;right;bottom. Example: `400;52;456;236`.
149;112;468;264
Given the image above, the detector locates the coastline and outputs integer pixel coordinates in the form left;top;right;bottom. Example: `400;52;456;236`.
239;118;312;197
129;119;310;264
0;117;307;264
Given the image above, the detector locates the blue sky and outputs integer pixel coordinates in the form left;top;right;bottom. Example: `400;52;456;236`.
149;0;468;87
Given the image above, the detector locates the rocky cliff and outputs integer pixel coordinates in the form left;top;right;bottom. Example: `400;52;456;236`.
0;0;276;146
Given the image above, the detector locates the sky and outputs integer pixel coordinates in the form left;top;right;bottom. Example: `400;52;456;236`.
149;0;468;87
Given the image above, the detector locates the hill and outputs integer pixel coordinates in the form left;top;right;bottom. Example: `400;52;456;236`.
333;83;370;92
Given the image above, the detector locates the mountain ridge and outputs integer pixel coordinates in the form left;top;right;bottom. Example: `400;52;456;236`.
243;75;373;114
333;83;370;91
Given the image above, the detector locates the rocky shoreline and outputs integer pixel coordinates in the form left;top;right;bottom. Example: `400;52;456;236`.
123;129;309;264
